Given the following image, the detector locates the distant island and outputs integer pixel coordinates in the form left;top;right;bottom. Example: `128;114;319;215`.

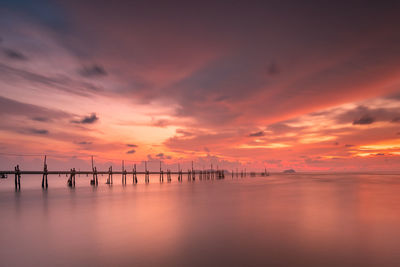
283;169;296;173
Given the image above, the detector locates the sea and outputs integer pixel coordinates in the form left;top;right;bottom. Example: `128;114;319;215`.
1;173;400;267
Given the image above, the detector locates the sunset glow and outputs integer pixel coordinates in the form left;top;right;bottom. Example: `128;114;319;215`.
1;1;400;172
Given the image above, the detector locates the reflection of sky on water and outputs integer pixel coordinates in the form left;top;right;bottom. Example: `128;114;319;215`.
1;174;400;266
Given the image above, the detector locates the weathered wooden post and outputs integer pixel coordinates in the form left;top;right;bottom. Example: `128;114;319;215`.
191;161;195;181
90;156;97;186
14;165;18;190
42;156;48;188
73;168;76;186
122;160;127;185
177;163;181;181
159;161;163;182
133;164;137;184
68;168;73;187
14;165;21;190
106;166;113;184
145;161;149;183
167;169;171;182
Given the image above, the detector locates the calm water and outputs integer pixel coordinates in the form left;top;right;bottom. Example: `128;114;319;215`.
1;173;400;267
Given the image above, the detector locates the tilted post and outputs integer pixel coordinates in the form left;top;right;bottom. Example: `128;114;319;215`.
42;155;48;188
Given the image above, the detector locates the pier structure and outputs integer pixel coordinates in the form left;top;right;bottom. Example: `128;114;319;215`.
1;156;269;190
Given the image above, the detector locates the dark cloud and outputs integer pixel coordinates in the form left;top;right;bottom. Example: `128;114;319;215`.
336;105;400;125
0;63;103;97
31;117;50;122
214;95;230;102
353;115;374;125
376;153;385;156
345;144;355;147
151;119;169;127
28;128;49;135
77;141;92;145
79;65;107;77
127;144;138;147
150;153;172;160
3;49;27;60
71;113;99;124
126;149;136;154
249;131;264;137
176;129;194;137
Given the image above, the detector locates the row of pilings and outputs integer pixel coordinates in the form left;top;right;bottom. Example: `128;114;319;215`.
6;156;269;190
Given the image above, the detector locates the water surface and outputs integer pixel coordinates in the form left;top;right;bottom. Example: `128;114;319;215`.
1;173;400;266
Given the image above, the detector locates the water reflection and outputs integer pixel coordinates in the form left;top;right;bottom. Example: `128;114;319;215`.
0;174;400;266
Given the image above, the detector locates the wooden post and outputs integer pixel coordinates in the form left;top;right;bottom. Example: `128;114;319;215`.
42;155;48;188
14;165;21;191
192;161;195;181
91;156;97;186
160;161;163;182
107;166;113;184
145;161;149;183
122;160;126;185
14;165;17;190
133;164;137;184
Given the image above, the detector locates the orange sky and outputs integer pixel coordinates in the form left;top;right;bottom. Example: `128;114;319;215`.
1;1;400;171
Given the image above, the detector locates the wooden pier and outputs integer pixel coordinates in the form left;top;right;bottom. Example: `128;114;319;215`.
0;156;269;190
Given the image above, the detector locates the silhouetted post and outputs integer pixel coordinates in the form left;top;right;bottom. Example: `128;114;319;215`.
122;160;127;185
91;156;97;186
95;167;98;185
107;166;113;184
14;165;18;189
178;163;181;182
191;161;195;181
145;161;149;183
160;161;164;182
42;156;48;188
134;164;138;184
167;169;171;182
68;168;73;187
14;165;21;190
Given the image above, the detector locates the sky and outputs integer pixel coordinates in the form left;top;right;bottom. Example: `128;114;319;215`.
1;0;400;172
